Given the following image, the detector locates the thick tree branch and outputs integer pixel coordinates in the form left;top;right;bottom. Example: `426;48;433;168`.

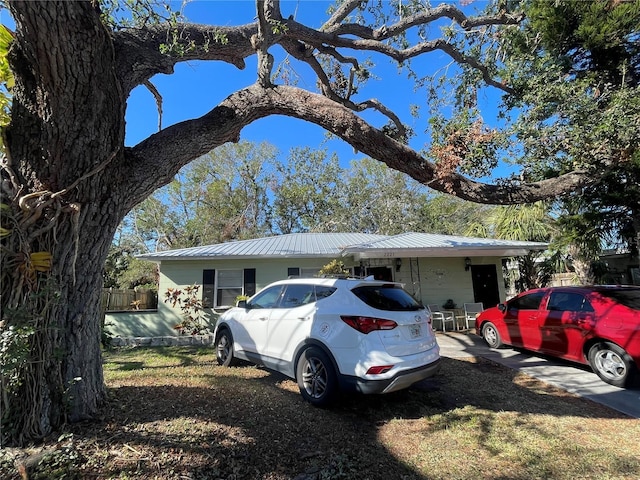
126;84;595;207
114;2;520;99
113;22;257;93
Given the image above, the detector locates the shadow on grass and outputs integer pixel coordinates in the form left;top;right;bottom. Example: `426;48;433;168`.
51;352;640;480
8;354;638;480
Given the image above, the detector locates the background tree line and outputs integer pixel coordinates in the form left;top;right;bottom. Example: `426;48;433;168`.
105;139;636;293
104;140;496;289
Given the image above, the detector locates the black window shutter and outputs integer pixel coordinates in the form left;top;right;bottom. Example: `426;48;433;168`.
243;268;256;297
202;269;215;308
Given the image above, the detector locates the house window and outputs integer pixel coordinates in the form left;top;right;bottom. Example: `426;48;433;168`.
288;267;300;278
289;267;320;278
217;270;243;307
301;268;320;278
202;268;256;308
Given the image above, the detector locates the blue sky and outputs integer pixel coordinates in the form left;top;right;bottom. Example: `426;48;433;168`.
2;1;513;177
125;0;499;172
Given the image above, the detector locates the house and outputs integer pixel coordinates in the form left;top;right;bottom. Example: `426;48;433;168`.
105;232;547;338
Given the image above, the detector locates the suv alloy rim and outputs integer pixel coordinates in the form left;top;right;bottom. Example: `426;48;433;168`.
301;356;328;399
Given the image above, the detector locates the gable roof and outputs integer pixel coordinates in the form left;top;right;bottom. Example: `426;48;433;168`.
138;232;547;262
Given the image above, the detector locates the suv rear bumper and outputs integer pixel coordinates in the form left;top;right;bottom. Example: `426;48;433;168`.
339;359;441;395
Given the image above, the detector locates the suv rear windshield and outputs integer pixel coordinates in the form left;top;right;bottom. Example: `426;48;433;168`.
351;285;424;311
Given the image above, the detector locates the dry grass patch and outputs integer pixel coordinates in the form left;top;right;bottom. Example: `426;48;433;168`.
1;347;639;480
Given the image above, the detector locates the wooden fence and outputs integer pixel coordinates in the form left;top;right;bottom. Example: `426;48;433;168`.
102;288;157;312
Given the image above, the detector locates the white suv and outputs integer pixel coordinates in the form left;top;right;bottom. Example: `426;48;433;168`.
214;276;440;406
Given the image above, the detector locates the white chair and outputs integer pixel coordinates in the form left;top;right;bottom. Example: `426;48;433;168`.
463;302;484;329
428;304;456;332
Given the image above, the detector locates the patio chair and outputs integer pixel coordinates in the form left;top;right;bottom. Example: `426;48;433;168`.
463;302;484;330
428;304;456;332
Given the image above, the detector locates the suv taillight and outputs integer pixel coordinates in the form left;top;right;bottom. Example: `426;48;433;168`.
341;316;398;334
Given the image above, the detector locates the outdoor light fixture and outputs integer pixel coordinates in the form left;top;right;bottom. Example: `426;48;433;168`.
395;258;402;271
464;257;472;271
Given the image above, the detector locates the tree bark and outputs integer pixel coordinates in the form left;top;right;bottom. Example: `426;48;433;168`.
2;1;124;443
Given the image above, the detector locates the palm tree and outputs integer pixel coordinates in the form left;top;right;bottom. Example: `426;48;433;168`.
467;202;557;292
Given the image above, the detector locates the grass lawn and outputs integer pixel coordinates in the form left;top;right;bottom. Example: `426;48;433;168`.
2;346;639;479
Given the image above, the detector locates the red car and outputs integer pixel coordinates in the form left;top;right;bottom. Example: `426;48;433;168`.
475;285;640;388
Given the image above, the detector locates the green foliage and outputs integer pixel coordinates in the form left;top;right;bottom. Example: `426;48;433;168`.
163;285;210;336
318;259;350;276
468;202;558;291
108;143;499;289
101;321;115;350
423;0;640;278
0;323;34;394
99;0;182;30
104;236;157;289
162;141;275;248
235;294;249;304
272;147;344;233
525;0;640;82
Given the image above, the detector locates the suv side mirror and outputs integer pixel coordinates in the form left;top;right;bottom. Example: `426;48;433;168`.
237;299;248;308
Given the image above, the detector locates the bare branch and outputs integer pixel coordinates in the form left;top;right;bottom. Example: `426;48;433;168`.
281;15;516;93
326;4;523;39
373;4;524;39
143;80;163;131
321;0;364;33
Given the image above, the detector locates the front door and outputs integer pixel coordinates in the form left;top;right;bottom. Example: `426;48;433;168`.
470;264;500;309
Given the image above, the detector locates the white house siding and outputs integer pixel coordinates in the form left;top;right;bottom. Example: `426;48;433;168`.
106;255;508;338
393;256;504;309
422;257;503;308
160;257;359;292
132;257;360;338
113;232;545;338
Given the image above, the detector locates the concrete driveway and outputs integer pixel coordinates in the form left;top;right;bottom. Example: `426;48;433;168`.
437;331;640;419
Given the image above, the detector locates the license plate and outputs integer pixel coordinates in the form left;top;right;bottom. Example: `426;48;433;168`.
409;324;422;339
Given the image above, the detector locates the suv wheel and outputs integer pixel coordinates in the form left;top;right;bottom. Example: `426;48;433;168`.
296;346;337;406
215;328;237;367
588;342;636;388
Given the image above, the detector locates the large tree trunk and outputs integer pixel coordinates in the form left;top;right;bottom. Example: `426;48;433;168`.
1;1;125;444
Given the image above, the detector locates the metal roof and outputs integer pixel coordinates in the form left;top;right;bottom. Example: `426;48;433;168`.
341;232;548;260
138;232;548;262
138;233;387;261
